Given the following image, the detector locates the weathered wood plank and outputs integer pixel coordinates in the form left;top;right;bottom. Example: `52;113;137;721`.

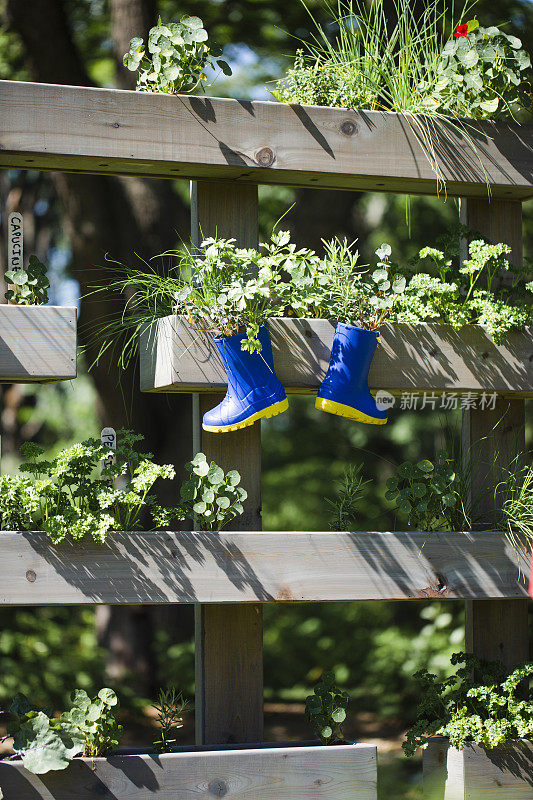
0;742;378;800
0;530;527;606
191;181;263;745
1;80;533;198
140;317;533;396
0;305;77;382
462;198;529;672
424;738;533;800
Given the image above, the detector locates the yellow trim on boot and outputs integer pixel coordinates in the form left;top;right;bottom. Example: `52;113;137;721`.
202;398;289;433
315;397;387;425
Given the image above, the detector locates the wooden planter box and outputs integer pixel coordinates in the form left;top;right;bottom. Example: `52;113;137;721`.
1;81;533;200
139;317;533;396
0;530;527;605
0;741;377;800
423;736;533;799
0;305;77;383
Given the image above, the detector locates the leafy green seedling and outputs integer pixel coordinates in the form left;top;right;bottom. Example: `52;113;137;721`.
180;452;247;530
124;15;231;95
153;687;189;753
305;671;350;745
385;450;467;532
4;688;121;773
5;255;50;305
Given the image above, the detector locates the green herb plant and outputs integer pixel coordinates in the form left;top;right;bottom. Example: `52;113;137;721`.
305;671;350;745
272;0;532;190
0;437;248;542
124;15;231;95
326;465;371;531
392;236;533;343
91;229;300;357
3;689;122;774
153;688;189;753
385;451;470;532
60;689;122;758
8;430;179;543
5;255;50;305
430;19;531;119
180;452;247;530
404;651;533;755
282;239;406;328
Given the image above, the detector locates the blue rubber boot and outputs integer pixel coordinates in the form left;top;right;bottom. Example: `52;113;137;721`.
202;325;288;433
315;323;387;425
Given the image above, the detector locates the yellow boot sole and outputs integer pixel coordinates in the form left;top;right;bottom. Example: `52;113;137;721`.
202;398;289;433
315;397;387;425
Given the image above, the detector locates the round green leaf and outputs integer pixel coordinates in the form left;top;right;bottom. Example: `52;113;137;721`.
11;269;28;286
216;496;230;509
193;501;207;514
417;459;434;473
332;708;346;723
225;470;241;487
207;465;224;485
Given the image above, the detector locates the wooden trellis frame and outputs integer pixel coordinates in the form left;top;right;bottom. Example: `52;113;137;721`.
1;79;532;795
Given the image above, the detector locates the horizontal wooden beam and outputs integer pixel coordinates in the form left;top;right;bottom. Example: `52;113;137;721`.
0;743;378;800
1;81;532;198
0;530;527;605
140;317;533;396
0;306;77;383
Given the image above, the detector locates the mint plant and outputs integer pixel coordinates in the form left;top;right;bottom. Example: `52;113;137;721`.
153;687;189;753
3;688;122;774
404;652;533;756
124;15;230;94
4;254;50;305
305;671;350;745
180;453;247;530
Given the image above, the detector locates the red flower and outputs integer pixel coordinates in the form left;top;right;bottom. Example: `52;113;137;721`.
454;23;469;38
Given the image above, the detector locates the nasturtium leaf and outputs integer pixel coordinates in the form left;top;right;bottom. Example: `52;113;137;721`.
225;470;241;487
479;97;499;113
202;488;215;504
11;269;28;286
207;465;224;485
216;496;230;509
193;501;207;514
98;688;118;707
332;708;346;723
417;459;434;473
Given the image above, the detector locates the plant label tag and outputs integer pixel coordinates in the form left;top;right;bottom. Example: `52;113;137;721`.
101;427;116;468
8;212;23;270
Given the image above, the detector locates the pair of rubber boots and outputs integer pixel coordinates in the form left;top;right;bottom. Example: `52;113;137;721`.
202;323;387;433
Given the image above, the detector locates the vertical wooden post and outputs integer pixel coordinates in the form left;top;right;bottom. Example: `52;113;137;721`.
461;198;529;669
191;181;264;745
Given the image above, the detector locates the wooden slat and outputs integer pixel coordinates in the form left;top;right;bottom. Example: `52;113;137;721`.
0;305;77;382
424;738;533;799
462;198;529;672
0;530;527;606
140;317;533;396
191;181;263;746
1;80;533;198
0;743;377;800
